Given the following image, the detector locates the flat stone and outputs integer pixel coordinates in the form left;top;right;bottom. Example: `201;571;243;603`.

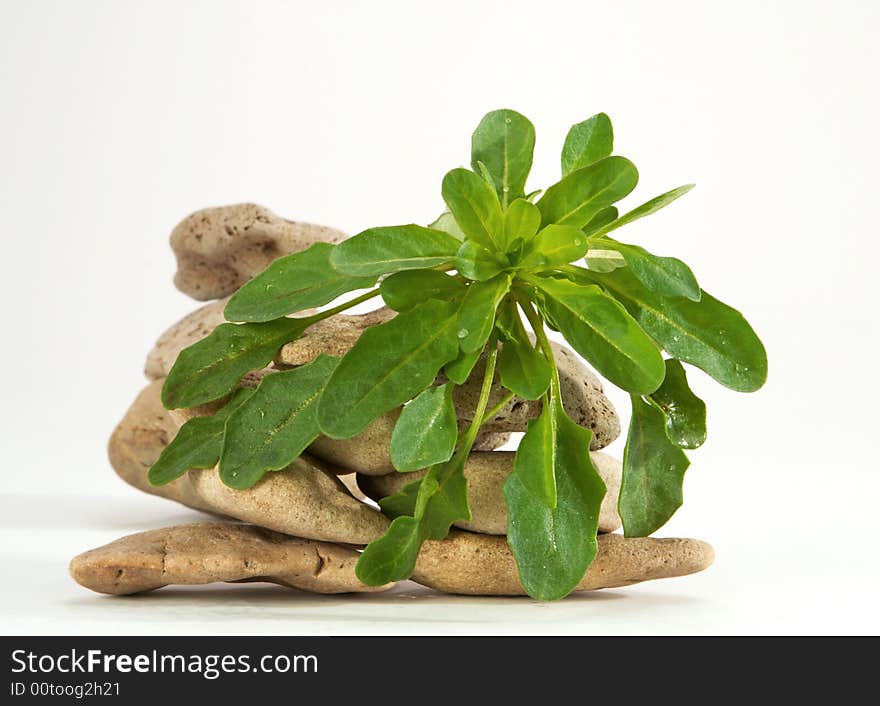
70;523;390;595
171;203;346;300
275;308;397;367
412;530;714;596
358;450;622;534
281;311;620;450
450;341;620;449
108;381;388;545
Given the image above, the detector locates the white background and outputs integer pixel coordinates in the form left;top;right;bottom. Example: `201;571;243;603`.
1;0;878;635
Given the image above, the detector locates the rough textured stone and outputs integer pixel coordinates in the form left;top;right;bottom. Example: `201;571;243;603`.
275;308;396;367
171;203;346;300
145;298;229;381
70;523;389;595
280;310;620;450
412;531;714;596
450;341;620;449
358;450;622;534
108;381;388;544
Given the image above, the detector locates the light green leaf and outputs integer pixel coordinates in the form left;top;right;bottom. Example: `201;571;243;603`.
148;388;254;486
456;275;511;353
428;211;466;241
318;299;460;438
441;168;504;250
162;317;312;409
444;345;483;384
219;355;339;489
534;276;665;394
592;184;694;237
585;248;627;273
455;239;505;282
380;270;465;312
609;242;701;301
583;206;618;235
519;224;589;269
377;478;420;518
650;359;707;449
537;156;638;228
497;302;551;400
356;457;470;585
593;268;768;392
561;112;613;176
330;225;460;277
502;198;541;250
224;243;375;323
471;109;536;208
619;395;690;537
390;384;458;472
504;401;605;600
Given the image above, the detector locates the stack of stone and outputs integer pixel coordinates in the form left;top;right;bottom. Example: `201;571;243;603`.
70;205;713;598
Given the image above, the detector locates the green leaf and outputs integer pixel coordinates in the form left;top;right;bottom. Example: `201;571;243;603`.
610;242;701;301
583;206;618;235
318;299;460;438
357;457;470;585
593;268;768;392
455;239;505;282
218;355;339;489
533;276;665;394
584;248;627;273
162;317;312;409
444;345;483;384
456;275;511;353
441;168;504;250
390;384;458;472
428;211;466;241
377;478;420;518
650;359;707;449
224;243;375;323
148;388;255;486
592;184;694;237
380;270;465;312
504;401;605;600
330;225;460;277
537;156;638;228
561;113;613;176
497;303;551;400
619;395;690;537
519;224;589;269
471;109;536;208
502;198;541;250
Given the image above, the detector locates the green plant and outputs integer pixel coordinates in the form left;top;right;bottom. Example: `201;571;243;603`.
151;109;767;600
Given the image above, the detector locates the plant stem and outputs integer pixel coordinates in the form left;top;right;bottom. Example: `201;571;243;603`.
481;390;515;425
454;334;500;462
516;295;562;405
309;288;381;322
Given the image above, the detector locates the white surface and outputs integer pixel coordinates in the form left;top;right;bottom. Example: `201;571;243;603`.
1;0;878;635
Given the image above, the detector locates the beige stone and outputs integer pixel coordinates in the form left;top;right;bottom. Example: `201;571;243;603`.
69;523;389;595
108;381;388;545
450;341;620;449
358;450;622;534
171;203;346;300
412;530;714;596
275;308;396;367
145;298;229;380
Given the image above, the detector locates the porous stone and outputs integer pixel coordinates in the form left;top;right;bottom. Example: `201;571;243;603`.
358;450;622;534
145;298;229;381
171;203;346;300
69;523;390;595
412;531;714;596
108;381;388;544
275;308;397;367
450;341;620;449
